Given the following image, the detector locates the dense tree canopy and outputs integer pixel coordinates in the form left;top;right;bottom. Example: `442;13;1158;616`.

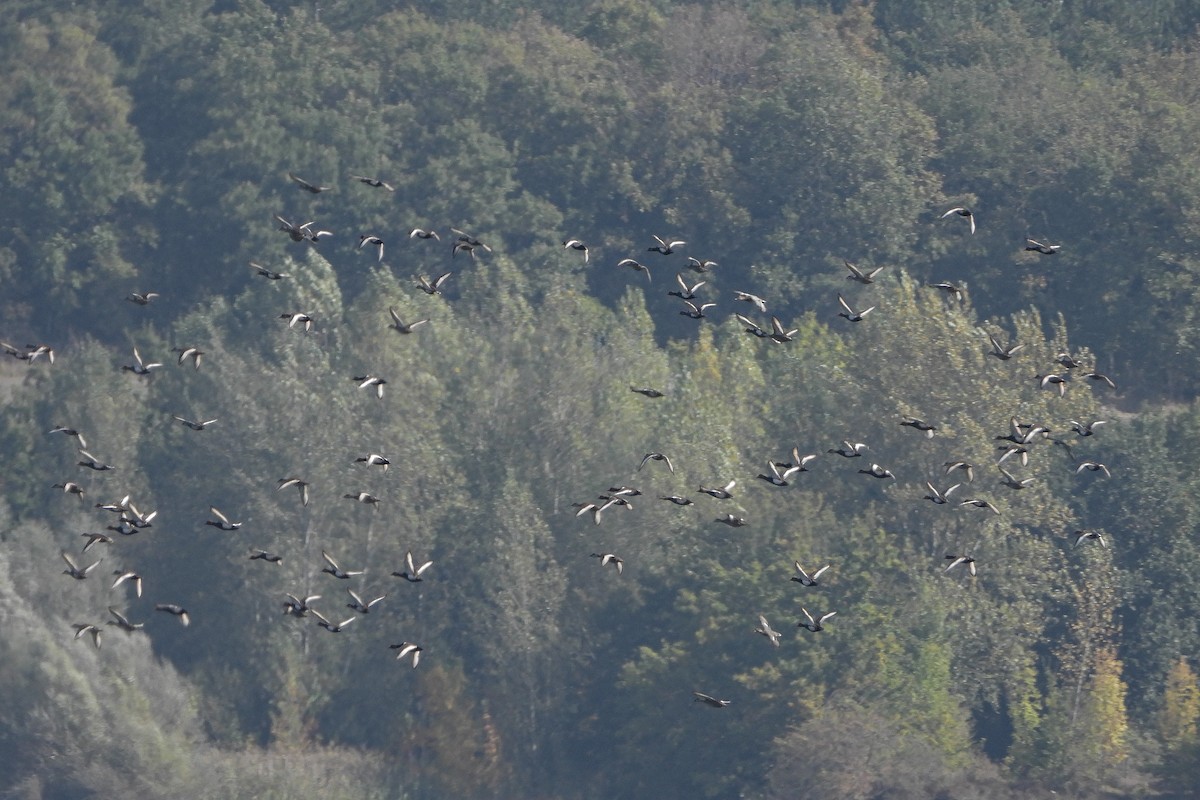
2;1;1200;798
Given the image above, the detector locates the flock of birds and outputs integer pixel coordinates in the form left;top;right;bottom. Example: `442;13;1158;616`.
3;169;1120;717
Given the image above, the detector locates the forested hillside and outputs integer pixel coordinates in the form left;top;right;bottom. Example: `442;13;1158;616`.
4;1;1200;798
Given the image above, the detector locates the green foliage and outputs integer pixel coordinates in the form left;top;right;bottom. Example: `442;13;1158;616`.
6;0;1200;797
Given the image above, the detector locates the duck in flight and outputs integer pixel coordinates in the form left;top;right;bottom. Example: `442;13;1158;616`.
391;642;424;668
352;175;395;191
322;549;365;580
173;415;218;431
940;206;975;234
563;239;589;263
797;608;837;632
122;347;163;376
844;260;885;284
590;552;624;574
755;614;782;647
791;561;830;587
648;235;685;255
393;551;433;582
1025;238;1061;255
388;308;428;335
692;691;731;708
837;294;875;322
288;172;331;193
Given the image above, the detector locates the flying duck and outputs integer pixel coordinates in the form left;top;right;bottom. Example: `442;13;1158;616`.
837;294;875;322
388;308;428;335
692;692;731;708
1083;372;1117;390
358;235;385;262
111;569;143;597
923;481;961;505
757;461;800;487
52;481;86;500
944;555;977;576
617;258;650;281
698;480;736;499
311;610;356;633
769;316;799;344
755;615;782;647
563;240;589;262
76;450;114;471
928;281;965;301
321;550;364;580
944;461;975;482
774;448;818;472
987;334;1024;361
62;551;101;580
391;642;423;667
736;314;770;338
126;291;160;306
122;346;163;376
844;260;885;284
450;228;492;253
353;375;387;399
352;175;395;191
638;452;674;473
998;467;1033;490
25;344;55;364
343;491;381;505
275;215;331;243
1055;352;1083;370
393;551;433;582
355;453;390;471
249;261;289;280
73;623;102;649
249;549;283;564
1025;238;1061;255
49;426;87;447
81;531;114;552
1070;420;1107;437
900;417;937;438
1075;461;1112;478
679;299;716;319
828;440;868;458
940;206;975;234
668;272;705;299
280;312;314;332
858;463;895;480
155;604;191;626
287;172;331;193
1035;373;1068;397
733;291;767;314
791;561;830;587
346;589;386;614
648;235;685;255
590;553;624;574
277;477;310;507
282;593;321;618
171;346;204;369
173;415;218;431
959;498;1001;514
106;607;144;633
205;506;242;531
797;608;837;632
417;272;452;295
